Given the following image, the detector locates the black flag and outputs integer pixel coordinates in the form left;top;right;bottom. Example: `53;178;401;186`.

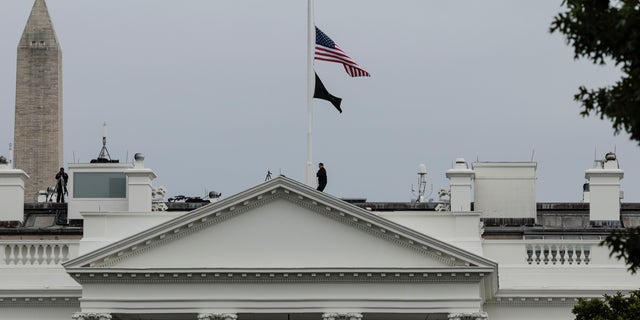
314;72;342;113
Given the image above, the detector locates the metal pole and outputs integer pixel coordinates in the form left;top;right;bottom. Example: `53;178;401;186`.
305;0;315;186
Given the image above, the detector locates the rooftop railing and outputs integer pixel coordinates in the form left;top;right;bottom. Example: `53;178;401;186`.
483;239;611;267
0;241;79;266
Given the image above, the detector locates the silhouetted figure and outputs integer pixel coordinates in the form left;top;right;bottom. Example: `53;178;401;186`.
55;168;68;203
316;163;327;192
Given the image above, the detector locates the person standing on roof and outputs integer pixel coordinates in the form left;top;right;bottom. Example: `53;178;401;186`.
55;168;68;203
316;162;327;192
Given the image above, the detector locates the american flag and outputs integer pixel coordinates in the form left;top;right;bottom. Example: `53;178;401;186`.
315;27;370;77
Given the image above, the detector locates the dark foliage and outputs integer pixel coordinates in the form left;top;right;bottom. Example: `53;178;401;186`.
573;291;640;319
602;227;640;274
550;0;640;143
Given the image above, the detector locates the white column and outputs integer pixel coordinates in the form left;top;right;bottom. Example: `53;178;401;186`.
198;313;238;320
72;313;112;320
448;312;488;320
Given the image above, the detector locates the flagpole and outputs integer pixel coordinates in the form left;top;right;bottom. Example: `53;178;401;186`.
305;0;315;187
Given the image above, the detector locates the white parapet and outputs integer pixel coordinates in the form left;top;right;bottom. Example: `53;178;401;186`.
377;211;484;256
483;239;640;291
472;162;537;220
79;211;185;255
0;160;29;222
0;240;79;266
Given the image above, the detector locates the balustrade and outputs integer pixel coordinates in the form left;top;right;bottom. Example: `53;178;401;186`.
0;241;79;266
526;243;591;265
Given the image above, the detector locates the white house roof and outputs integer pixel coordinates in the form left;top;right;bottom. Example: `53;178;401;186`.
64;176;497;287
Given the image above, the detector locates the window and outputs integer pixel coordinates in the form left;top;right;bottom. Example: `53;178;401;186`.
73;172;126;198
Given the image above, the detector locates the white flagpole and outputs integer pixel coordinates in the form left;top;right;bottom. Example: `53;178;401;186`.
305;0;315;186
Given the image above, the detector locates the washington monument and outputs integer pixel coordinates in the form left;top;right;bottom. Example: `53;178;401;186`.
14;0;63;200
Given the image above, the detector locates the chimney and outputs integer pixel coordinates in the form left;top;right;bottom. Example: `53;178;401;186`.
585;152;623;223
125;153;157;212
446;158;474;212
0;156;29;222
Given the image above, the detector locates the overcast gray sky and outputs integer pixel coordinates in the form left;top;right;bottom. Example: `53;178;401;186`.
1;0;638;202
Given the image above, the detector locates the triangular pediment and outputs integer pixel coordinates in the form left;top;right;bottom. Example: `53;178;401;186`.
64;177;496;273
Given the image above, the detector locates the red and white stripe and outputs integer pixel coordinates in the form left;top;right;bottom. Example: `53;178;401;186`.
315;45;370;77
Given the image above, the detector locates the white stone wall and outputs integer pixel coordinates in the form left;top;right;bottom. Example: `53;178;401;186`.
0;306;80;320
472;162;537;220
483;239;640;290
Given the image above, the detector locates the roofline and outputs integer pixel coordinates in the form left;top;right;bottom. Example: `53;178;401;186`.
64;176;498;270
65;267;496;274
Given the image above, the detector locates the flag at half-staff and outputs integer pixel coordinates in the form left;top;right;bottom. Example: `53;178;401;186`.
315;26;370;77
314;72;342;113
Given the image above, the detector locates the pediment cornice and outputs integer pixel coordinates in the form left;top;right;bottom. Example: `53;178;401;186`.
0;289;80;307
68;268;493;284
488;288;636;305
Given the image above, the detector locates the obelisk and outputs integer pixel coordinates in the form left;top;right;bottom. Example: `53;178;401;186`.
14;0;63;201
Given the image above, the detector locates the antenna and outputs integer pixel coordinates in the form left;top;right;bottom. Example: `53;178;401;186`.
530;148;535;162
97;121;111;160
91;122;119;163
416;164;427;202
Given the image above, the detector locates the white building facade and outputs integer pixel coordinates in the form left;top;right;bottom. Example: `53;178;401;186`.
3;1;639;319
1;153;638;320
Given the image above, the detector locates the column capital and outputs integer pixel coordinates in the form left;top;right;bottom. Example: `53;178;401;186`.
197;313;238;320
448;312;488;320
322;313;363;320
72;313;112;320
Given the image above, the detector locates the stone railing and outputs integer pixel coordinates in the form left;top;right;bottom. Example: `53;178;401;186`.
483;240;606;267
525;243;591;265
0;241;80;266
